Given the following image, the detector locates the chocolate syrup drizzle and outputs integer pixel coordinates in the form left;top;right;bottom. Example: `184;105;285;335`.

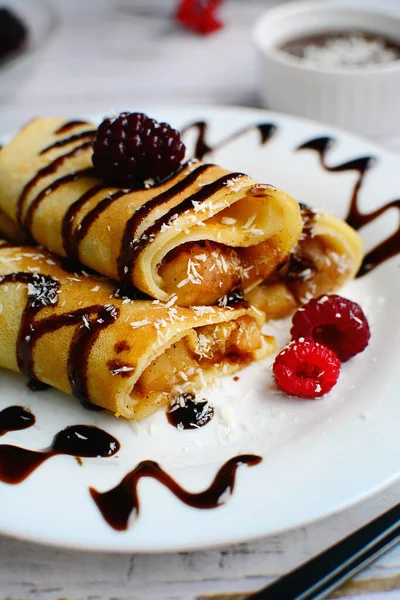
0;424;120;484
55;120;89;135
116;162;212;285
90;454;261;531
0;272;119;410
61;183;108;260
167;394;214;430
181;121;276;160
67;190;127;263
27;378;50;392
24;168;96;233
17;141;94;227
297;137;400;276
0;406;35;436
40;130;96;155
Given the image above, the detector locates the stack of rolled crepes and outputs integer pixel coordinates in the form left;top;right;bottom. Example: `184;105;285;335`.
0;117;363;418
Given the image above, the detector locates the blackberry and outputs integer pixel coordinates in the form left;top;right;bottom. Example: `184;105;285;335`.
92;112;186;188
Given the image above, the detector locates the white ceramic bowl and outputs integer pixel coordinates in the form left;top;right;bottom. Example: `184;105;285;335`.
252;0;400;137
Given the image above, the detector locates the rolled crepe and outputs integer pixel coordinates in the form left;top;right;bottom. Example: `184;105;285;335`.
0;241;273;420
245;204;363;319
0;118;303;306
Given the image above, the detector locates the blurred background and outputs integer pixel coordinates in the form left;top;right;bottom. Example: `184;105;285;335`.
0;0;286;130
1;0;400;147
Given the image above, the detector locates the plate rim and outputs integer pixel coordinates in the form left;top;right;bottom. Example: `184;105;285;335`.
0;104;399;553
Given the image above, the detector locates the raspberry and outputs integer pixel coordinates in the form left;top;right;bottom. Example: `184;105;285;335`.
92;112;186;188
273;340;340;399
291;295;370;362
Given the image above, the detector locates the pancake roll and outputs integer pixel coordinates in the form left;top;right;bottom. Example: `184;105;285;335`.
0;241;274;420
0;117;303;306
246;204;363;319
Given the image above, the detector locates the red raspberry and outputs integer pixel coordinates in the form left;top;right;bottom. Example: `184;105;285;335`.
273;340;340;399
291;295;370;362
92;112;186;188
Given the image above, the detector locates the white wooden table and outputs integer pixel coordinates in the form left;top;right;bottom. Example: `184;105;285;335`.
0;1;399;598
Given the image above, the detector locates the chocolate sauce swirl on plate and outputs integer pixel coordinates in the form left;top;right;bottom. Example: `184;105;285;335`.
167;394;214;430
0;406;35;436
0;424;120;484
181;121;276;160
297;137;400;276
90;454;261;531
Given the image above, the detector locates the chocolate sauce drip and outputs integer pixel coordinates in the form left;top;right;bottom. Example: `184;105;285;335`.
355;198;400;276
125;172;244;277
117;163;211;285
0;406;35;436
68;191;126;263
27;378;50;392
0;424;120;484
297;138;375;218
40;130;96;155
24;168;96;233
167;393;214;430
61;183;107;258
90;454;261;531
17;141;94;228
181;121;276;160
55;120;89;135
68;304;119;403
0;272;119;410
62;162;201;270
297;137;400;276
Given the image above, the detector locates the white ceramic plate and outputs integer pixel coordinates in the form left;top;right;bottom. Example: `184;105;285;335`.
0;106;399;552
